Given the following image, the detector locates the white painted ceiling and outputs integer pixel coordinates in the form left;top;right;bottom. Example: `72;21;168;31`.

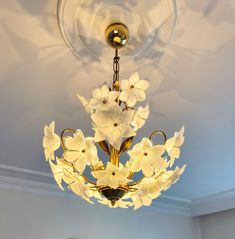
0;0;235;202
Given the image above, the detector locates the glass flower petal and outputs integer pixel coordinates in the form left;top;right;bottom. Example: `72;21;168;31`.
131;104;150;131
160;165;187;191
68;177;94;204
49;158;74;190
43;121;60;161
77;94;93;114
165;127;185;167
98;198;130;208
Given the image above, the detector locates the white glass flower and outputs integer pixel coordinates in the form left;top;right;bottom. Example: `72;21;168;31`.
130;191;157;211
131;104;149;131
63;130;99;174
68;176;94;204
91;104;136;149
92;162;131;189
43;121;60;161
49;158;74;190
128;138;167;177
138;177;162;198
89;84;119;111
77;94;93;113
119;72;149;107
98;198;130;208
130;193;151;210
160;165;187;191
165;127;185;167
130;177;161;210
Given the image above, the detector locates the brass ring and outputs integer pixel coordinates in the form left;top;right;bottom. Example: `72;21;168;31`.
149;130;167;144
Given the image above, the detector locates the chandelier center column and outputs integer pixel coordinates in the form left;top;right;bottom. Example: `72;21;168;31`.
110;145;119;166
113;49;120;91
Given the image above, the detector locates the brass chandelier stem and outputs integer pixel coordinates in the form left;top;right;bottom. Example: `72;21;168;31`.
112;49;120;91
110;49;121;167
110;145;120;166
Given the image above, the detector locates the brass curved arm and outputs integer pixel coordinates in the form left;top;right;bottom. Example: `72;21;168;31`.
128;177;145;187
149;130;167;144
67;174;97;187
82;175;97;186
60;128;76;151
122;106;134;111
128;172;134;179
68;165;97;186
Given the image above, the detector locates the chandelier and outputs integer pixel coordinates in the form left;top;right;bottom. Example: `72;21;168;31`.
42;22;186;210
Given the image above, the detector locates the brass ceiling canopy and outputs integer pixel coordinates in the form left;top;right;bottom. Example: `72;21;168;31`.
105;23;129;49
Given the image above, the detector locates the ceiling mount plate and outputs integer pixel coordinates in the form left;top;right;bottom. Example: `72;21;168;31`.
105;23;129;49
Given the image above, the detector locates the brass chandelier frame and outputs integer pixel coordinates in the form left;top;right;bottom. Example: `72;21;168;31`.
57;23;168;205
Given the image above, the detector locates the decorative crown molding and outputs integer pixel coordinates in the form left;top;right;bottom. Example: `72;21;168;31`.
191;189;235;217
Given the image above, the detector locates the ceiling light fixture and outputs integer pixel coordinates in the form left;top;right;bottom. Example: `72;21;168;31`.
42;22;186;210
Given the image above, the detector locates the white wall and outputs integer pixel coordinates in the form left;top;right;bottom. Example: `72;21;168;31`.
0;188;201;239
199;209;235;239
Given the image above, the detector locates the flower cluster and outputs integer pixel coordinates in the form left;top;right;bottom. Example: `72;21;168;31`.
78;72;150;149
42;72;186;210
